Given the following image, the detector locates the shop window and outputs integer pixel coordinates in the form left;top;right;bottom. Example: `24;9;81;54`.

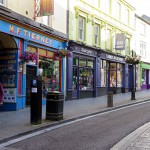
73;57;78;66
117;64;123;87
110;63;116;87
101;60;107;87
79;68;93;90
87;60;93;68
142;69;146;84
78;16;85;41
79;58;86;67
39;57;60;98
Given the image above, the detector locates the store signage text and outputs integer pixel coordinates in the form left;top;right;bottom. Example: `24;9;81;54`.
81;48;92;54
106;54;123;62
9;25;53;46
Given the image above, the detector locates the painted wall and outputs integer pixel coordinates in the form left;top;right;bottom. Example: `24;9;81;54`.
5;0;67;34
6;0;34;19
68;0;135;56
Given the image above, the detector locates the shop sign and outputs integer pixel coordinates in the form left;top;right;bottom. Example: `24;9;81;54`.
115;33;126;50
0;20;66;50
106;54;124;62
80;48;92;54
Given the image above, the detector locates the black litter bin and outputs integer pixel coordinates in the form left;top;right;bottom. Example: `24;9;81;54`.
46;91;64;121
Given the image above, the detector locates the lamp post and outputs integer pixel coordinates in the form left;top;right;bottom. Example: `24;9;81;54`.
131;50;136;100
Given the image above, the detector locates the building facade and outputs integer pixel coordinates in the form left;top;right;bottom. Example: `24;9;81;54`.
66;0;136;100
134;14;150;90
0;4;67;111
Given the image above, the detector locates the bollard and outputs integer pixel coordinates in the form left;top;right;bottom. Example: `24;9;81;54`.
107;91;113;107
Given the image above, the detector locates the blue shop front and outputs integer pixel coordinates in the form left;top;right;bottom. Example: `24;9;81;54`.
67;41;129;100
0;8;67;111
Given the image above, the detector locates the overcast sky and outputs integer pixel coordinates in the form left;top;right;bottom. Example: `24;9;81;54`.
126;0;150;16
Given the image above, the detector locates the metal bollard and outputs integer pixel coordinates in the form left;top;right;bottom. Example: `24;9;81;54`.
107;91;113;107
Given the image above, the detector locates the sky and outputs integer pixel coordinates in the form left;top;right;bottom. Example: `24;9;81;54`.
126;0;150;16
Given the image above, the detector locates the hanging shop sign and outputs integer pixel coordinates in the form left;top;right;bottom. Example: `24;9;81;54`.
36;0;54;16
115;33;126;50
0;20;66;50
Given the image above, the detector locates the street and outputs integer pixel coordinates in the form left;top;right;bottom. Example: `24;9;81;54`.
6;101;150;150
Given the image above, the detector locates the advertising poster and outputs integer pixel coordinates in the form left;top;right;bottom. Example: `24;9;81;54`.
3;88;16;103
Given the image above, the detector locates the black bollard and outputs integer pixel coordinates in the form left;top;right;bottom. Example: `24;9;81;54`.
107;91;113;107
30;78;42;125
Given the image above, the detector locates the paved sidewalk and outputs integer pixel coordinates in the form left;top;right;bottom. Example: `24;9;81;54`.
111;122;150;150
0;89;150;148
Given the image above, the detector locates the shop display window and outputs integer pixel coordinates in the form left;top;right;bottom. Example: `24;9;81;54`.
110;63;116;87
101;60;107;87
117;64;123;87
39;57;60;98
142;69;146;84
79;68;93;90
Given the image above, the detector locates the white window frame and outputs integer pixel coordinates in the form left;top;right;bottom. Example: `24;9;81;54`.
78;16;85;41
106;29;111;50
140;41;146;58
116;2;121;20
94;23;100;45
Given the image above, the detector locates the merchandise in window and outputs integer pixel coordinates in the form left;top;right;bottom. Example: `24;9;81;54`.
39;57;60;98
142;69;146;84
79;68;93;90
110;63;116;87
79;58;94;90
101;60;107;87
117;64;123;87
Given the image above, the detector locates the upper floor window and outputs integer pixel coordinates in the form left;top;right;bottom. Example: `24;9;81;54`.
0;0;4;5
78;16;85;41
140;23;146;36
140;41;146;58
94;23;100;45
116;2;121;20
106;29;111;50
106;0;111;14
124;9;129;25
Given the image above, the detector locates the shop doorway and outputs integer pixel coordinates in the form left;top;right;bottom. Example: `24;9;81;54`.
26;65;37;105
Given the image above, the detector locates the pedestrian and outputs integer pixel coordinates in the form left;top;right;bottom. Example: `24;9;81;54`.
0;82;4;105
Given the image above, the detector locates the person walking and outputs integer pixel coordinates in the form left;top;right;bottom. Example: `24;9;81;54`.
0;82;4;105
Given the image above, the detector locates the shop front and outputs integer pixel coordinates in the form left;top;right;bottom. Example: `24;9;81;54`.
0;8;67;111
97;52;128;96
67;41;98;100
140;63;150;90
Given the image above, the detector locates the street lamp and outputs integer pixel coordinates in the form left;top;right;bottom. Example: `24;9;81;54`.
131;50;136;100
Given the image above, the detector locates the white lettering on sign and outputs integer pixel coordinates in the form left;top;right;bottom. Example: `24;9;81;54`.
106;54;123;62
81;48;92;54
32;88;37;93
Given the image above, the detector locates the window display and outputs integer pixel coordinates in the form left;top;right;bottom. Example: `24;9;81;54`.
39;57;59;98
101;60;107;87
110;63;116;87
79;68;93;90
117;64;123;87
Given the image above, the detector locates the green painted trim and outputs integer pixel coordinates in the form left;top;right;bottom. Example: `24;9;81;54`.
141;63;150;70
